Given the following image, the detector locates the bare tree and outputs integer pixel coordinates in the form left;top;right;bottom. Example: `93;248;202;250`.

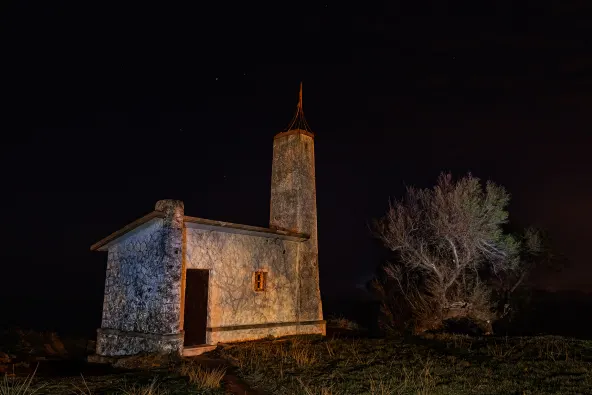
373;173;525;334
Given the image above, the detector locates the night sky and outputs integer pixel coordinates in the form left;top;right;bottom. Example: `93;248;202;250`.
2;1;591;333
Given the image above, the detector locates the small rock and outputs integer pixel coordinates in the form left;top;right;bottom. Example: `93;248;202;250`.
44;344;57;355
0;352;11;364
49;333;68;355
87;354;115;364
458;360;471;368
112;354;169;370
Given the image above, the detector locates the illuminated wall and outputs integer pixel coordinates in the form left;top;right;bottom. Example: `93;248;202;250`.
185;227;324;343
270;130;323;323
96;201;184;356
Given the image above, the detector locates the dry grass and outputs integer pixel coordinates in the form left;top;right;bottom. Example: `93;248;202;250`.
119;377;168;395
535;337;575;361
290;339;317;367
218;334;592;394
179;363;226;390
0;326;225;395
0;364;44;395
219;336;444;394
324;341;335;358
367;354;436;395
297;377;339;395
225;337;319;372
14;371;222;395
368;376;398;395
484;336;517;358
71;374;92;395
407;356;437;395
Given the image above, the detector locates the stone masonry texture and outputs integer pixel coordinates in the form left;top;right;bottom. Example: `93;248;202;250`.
97;200;184;356
95;127;324;356
185;228;300;334
270;130;324;323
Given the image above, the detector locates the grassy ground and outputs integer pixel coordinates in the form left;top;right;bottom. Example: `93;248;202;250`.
2;362;228;395
0;329;228;394
3;328;592;394
215;333;592;394
14;370;224;395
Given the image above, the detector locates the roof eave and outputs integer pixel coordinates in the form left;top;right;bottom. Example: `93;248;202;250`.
184;216;310;242
90;213;310;252
90;211;166;252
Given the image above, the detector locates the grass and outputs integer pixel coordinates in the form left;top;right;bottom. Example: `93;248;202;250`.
3;369;227;395
4;328;592;394
0;327;226;394
179;363;226;390
216;334;592;394
9;373;224;395
71;374;92;395
0;364;44;395
119;377;169;395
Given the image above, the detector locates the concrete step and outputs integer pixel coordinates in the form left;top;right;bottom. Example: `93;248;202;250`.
182;344;217;357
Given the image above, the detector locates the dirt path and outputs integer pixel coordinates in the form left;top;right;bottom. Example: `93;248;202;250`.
223;372;263;395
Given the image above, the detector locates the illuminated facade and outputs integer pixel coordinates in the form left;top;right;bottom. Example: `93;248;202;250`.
90;88;324;357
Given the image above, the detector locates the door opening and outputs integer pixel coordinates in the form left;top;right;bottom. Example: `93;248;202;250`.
183;269;209;346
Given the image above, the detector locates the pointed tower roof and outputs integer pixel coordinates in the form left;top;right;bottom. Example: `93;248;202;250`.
281;82;314;137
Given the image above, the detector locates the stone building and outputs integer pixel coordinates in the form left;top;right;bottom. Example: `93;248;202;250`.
90;86;325;357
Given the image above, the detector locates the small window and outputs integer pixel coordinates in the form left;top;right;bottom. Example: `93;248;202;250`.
254;271;266;292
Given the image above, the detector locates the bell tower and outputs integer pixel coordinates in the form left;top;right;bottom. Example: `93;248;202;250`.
270;84;323;324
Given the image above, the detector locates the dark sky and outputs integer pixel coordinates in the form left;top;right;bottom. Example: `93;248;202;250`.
2;1;591;332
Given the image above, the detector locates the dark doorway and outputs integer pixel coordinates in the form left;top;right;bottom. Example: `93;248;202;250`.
183;269;209;346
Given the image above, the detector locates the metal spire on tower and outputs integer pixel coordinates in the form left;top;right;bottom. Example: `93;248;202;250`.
285;82;312;133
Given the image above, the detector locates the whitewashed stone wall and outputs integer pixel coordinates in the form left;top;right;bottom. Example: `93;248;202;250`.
185;229;299;325
97;200;184;356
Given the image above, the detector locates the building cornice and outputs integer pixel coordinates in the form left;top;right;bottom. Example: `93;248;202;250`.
91;212;310;251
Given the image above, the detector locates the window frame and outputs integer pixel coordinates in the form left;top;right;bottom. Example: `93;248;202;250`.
254;271;267;292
